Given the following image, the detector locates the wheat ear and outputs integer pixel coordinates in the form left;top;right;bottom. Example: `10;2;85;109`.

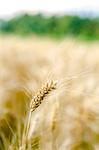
30;80;57;112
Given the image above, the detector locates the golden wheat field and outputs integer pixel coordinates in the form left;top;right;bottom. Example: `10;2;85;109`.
0;35;99;150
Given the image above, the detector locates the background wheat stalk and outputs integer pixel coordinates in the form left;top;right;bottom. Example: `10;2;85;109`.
1;36;99;150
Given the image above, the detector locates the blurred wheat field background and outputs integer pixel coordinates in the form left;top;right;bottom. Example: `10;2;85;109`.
0;35;99;150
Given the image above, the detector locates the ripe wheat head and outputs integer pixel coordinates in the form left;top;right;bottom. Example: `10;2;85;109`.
30;80;57;112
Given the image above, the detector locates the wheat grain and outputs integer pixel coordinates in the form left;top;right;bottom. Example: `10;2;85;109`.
30;80;57;112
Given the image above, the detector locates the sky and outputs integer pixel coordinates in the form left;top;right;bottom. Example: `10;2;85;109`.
0;0;99;18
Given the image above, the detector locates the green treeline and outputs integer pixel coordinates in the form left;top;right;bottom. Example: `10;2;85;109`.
0;14;99;39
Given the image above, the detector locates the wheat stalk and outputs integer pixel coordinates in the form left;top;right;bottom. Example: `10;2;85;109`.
21;80;57;149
